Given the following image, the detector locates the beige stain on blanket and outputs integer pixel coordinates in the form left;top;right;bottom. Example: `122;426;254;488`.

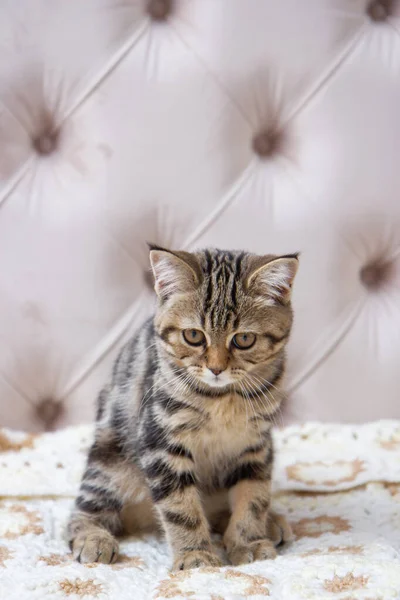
39;552;145;570
384;483;400;498
292;515;351;539
155;578;195;598
377;430;400;450
286;459;365;486
38;553;69;566
0;545;13;567
324;572;369;593
341;597;382;600
0;432;35;452
2;504;44;539
59;578;103;597
224;570;271;595
155;570;196;598
301;545;363;557
155;569;270;598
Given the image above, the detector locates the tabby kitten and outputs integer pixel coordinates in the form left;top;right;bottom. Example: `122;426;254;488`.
67;246;298;570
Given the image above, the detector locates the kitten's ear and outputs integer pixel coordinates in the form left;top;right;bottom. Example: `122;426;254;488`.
149;245;199;300
247;254;299;304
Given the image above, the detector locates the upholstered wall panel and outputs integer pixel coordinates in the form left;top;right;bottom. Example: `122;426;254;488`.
0;0;399;430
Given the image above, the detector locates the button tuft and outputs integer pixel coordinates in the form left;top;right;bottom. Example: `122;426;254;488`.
33;132;58;155
360;260;392;290
252;130;280;158
368;1;390;21
148;0;172;20
36;399;64;430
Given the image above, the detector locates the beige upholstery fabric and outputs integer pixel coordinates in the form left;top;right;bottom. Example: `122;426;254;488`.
0;0;399;431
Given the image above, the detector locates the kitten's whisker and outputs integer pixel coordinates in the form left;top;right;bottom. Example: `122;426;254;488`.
240;379;264;442
242;373;280;428
241;378;265;443
169;375;192;402
245;375;284;429
141;341;158;354
248;371;282;394
237;379;251;436
246;371;279;397
140;370;183;410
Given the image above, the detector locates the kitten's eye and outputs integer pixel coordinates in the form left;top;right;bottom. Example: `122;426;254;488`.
183;329;205;346
232;333;256;349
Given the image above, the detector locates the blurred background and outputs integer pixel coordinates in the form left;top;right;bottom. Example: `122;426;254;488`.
0;0;399;432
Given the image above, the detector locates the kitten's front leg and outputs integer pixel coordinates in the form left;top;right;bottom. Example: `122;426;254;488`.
142;455;221;570
223;456;277;565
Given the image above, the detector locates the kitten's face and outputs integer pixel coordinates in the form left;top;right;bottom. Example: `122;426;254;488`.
150;247;298;393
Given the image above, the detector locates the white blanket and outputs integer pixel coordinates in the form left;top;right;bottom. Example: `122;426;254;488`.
1;421;400;599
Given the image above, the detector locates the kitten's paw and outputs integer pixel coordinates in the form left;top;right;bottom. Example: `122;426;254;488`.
228;539;277;565
172;550;222;571
267;511;294;546
72;530;119;564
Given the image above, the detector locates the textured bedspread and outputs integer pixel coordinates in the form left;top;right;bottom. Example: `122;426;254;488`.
1;421;400;599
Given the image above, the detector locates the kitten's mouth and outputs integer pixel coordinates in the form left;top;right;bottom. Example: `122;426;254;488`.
185;369;232;392
201;377;231;389
199;370;233;389
184;368;246;394
195;380;232;397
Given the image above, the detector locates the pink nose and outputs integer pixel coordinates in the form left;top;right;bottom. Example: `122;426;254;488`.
209;368;223;376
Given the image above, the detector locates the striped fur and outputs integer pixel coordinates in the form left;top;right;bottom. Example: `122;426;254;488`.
67;247;298;570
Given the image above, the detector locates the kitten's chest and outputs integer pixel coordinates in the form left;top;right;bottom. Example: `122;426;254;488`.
198;412;246;455
187;397;264;484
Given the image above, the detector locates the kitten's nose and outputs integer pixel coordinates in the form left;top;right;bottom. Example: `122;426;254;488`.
209;368;223;376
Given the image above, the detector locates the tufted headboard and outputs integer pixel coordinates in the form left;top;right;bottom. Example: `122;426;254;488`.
1;0;399;432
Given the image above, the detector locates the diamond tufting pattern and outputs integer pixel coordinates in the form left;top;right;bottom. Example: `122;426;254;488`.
0;0;400;430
